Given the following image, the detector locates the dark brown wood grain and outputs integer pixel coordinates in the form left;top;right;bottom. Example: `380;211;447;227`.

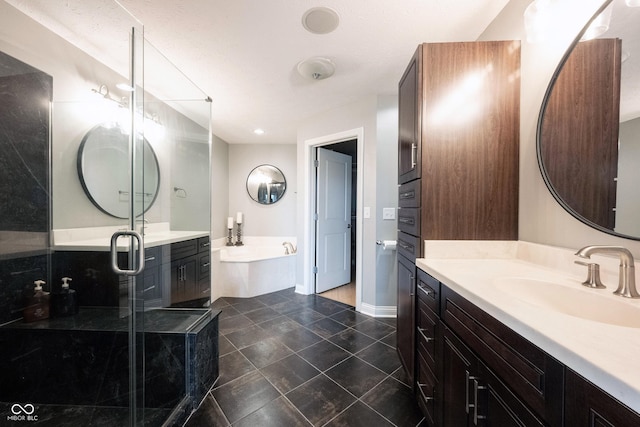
541;38;621;230
418;41;520;240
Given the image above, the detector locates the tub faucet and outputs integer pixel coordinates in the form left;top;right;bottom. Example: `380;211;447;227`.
282;241;296;255
575;245;640;298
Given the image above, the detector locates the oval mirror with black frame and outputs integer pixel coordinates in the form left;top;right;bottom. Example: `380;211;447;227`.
246;164;286;204
77;122;160;219
538;0;640;239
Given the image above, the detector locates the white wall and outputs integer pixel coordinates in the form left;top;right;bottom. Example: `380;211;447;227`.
617;117;640;236
211;134;230;239
375;96;399;306
228;144;296;238
296;94;399;308
479;0;640;257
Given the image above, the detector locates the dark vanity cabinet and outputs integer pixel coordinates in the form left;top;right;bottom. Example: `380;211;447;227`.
53;236;210;309
397;253;417;386
565;368;640;426
170;236;211;305
414;269;640;427
396;41;520;414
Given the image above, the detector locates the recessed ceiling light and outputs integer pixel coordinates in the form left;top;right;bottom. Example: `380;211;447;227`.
302;7;339;34
253;128;265;135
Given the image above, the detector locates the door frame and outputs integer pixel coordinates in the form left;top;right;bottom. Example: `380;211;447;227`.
303;128;364;312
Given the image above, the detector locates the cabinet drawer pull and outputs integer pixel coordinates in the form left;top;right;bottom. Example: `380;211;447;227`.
411;143;417;168
418;327;434;343
418;284;432;298
398;217;415;225
465;372;486;425
417;382;434;403
202;262;211;268
145;256;156;262
201;242;210;247
399;190;415;200
473;378;487;425
398;241;414;252
142;285;156;293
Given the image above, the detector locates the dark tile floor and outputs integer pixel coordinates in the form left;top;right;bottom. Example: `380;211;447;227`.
184;287;424;427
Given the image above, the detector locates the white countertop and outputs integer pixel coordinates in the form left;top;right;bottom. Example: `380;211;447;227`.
416;240;640;413
52;224;208;251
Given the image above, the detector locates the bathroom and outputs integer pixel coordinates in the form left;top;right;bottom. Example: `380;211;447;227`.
2;0;640;426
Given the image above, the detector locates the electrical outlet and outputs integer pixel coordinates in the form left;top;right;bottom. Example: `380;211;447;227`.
383;208;395;220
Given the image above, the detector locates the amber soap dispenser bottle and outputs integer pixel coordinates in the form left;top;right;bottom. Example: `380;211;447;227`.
23;280;50;322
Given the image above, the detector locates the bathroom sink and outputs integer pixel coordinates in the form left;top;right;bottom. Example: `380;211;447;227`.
492;277;640;328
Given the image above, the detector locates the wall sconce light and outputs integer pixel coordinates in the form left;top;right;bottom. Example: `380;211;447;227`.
297;57;335;80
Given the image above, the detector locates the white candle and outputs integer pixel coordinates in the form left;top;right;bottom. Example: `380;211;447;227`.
227;217;233;229
236;212;243;224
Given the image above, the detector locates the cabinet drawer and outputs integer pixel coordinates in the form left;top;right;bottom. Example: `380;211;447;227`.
143;246;161;269
416;269;439;315
170;238;198;259
398;180;421;208
416;350;437;426
398;208;421;236
441;285;564;425
198;236;210;253
417;297;437;364
397;231;421;262
198;253;210;279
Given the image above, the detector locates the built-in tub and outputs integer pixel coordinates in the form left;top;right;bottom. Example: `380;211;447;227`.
216;243;296;298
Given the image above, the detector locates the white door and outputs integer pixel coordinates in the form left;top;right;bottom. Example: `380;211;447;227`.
315;147;352;293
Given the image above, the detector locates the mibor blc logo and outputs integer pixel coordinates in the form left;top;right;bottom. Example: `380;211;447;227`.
7;403;38;422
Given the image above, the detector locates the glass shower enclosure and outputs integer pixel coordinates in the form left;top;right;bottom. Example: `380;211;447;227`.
0;1;215;425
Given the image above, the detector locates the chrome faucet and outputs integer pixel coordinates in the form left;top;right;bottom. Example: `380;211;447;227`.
282;241;296;255
135;218;149;235
575;246;640;298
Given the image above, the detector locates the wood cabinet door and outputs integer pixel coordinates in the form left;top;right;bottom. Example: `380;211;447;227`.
398;45;422;184
442;327;476;427
565;369;640;427
397;254;416;386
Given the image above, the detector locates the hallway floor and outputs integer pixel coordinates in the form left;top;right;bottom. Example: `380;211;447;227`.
184;287;424;427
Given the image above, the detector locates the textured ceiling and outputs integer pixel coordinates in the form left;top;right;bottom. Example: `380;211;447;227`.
8;0;513;143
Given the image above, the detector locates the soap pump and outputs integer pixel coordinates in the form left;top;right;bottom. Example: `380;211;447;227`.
23;280;50;323
51;277;78;317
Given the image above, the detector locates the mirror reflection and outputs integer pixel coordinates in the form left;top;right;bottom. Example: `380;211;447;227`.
77;122;160;218
538;0;640;239
246;164;286;204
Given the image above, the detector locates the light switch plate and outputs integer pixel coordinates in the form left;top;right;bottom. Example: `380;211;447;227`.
364;207;371;218
383;207;395;220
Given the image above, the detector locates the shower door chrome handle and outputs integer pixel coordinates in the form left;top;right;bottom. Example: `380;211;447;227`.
110;230;145;276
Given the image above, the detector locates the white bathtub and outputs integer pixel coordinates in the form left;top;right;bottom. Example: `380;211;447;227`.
215;243;296;298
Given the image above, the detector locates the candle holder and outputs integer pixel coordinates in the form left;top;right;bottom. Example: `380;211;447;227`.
226;228;234;246
235;223;244;246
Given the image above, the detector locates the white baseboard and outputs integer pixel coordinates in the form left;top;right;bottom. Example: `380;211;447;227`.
295;283;311;295
360;302;397;318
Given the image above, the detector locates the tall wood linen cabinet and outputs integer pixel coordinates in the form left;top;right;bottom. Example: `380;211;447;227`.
396;41;520;424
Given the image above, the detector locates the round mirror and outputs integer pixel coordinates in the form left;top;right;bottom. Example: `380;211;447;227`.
77;123;160;218
246;164;286;204
538;0;640;239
